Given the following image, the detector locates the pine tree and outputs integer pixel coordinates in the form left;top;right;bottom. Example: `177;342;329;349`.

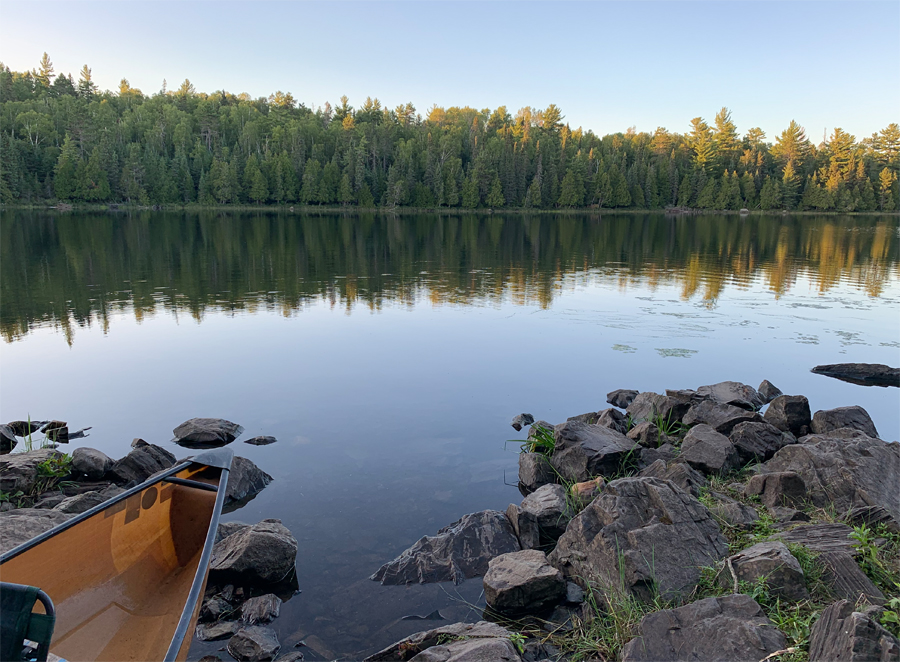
557;169;584;207
677;173;692;207
781;162;800;210
759;176;782;210
300;159;321;204
486;175;505;207
35;53;54;87
696;178;718;209
53;134;79;199
77;65;97;98
358;183;375;207
78;147;111;201
878;167;898;210
461;172;479;208
339;173;353;205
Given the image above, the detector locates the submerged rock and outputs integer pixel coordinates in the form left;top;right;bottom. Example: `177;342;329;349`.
172;417;244;448
240;594;281;624
227;626;280;662
210;518;297;584
811;362;900;387
225;456;273;505
243;436;278;446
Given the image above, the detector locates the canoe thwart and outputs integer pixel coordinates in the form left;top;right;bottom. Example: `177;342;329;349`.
163;477;218;492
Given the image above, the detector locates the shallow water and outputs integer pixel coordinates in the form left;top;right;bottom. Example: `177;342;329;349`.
1;211;898;659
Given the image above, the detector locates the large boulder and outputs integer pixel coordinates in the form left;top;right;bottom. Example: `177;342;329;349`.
809;600;900;662
683;400;762;435
696;381;765;410
760;433;900;521
627;392;692;426
172;418;244;448
364;621;518;662
811;363;900;387
71;447;113;480
224;456;273;505
0;509;72;553
483;549;566;615
517;452;555;492
518;484;572;540
638;459;707;497
108;441;176;485
549;420;638;482
371;510;520;585
810;406;879;439
763;395;811;437
620;594;787;662
549;477;728;600
607;389;639;409
728;421;793;463
226;626;280;662
209;518;297;584
727;541;809;601
680;424;740;475
0;449;63;493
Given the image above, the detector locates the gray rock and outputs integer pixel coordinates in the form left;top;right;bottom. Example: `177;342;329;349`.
227;626;281;662
760;433;900;521
620;594;787;662
0;509;72;553
810;406;879;439
172;417;244;448
769;507;810;523
371;510;520;585
607;389;639;409
506;503;539;550
757;380;783;404
696;381;765;410
364;621;516;662
0;424;16;454
32;493;68;509
199;595;234;622
518;452;555;492
763;395;811;437
40;420;67;434
108;443;176;485
549;420;638;483
210;518;297;584
6;420;43;437
511;413;535;432
769;523;857;555
639;443;678;466
745;471;807;508
240;594;281;624
567;408;627;434
519;484;572;540
406;638;521;662
549;477;728;600
484;549;566;614
627;392;692;426
809;599;900;662
71;447;113;480
216;521;251;544
565;581;584;604
638;459;707;497
680;424;740;475
729;421;794;464
707;492;759;530
627;422;665;448
53;491;108;514
811;363;900;388
819;551;885;604
243;436;277;446
196;620;240;641
225;456;273;505
728;541;809;601
683;400;763;435
848;506;900;535
0;449;63;493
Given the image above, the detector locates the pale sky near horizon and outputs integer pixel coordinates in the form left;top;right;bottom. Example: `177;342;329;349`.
1;0;897;142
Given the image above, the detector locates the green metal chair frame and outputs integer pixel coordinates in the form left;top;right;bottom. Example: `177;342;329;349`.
0;582;56;662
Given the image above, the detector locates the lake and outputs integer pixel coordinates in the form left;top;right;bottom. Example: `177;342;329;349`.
1;210;898;660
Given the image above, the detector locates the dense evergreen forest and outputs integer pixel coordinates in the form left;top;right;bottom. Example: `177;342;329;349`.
1;54;898;211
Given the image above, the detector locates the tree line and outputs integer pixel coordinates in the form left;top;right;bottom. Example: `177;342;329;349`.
1;54;898;211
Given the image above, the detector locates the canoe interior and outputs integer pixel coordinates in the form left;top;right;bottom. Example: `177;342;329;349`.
0;464;222;662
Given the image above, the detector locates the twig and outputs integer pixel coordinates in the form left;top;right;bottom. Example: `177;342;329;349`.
727;557;739;594
758;647;797;662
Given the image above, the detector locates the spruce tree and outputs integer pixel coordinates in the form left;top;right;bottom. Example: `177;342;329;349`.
53;134;79;199
486;175;505;207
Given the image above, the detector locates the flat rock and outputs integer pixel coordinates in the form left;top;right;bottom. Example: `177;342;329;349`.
240;594;281;624
371;510;520;585
811;363;900;387
173;417;244;448
620;594;787;662
364;621;516;662
0;509;73;553
52;491;108;514
707;492;759;530
549;477;728;600
757;380;783;404
680;424;740;475
108;442;176;485
819;551;885;604
745;471;807;508
763;395;811;437
768;523;856;555
243;436;277;446
0;449;63;494
519;484;572;540
518;452;555;492
484;549;566;614
683;400;762;435
637;459;707;497
729;421;793;464
71;447;113;480
225;456;273;505
227;626;280;662
549;420;638;482
810;406;879;439
696;381;765;410
728;541;809;601
809;599;900;662
210;518;298;584
607;389;638;409
196;620;240;641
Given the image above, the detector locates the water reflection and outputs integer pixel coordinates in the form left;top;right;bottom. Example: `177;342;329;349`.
1;211;897;345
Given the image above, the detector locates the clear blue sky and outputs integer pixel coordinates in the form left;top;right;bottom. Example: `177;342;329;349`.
1;1;897;142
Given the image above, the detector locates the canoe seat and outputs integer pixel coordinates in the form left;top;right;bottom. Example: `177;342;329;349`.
0;582;56;662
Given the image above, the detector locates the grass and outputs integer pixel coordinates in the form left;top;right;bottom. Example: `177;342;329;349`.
31;454;74;495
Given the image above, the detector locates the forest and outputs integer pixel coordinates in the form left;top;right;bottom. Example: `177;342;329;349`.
1;54;898;211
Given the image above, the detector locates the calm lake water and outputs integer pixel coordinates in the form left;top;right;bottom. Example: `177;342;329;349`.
1;211;899;659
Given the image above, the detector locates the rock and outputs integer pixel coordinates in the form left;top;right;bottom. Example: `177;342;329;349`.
728;421;793;463
519;484;572;540
227;626;280;662
240;594;281;624
483;549;566;614
757;380;783;404
745;471;807;508
763;395;811;437
626;392;692;426
811;363;900;387
683;400;763;435
199;595;234;622
272;654;303;662
620;594;787;662
108;443;176;485
364;621;515;662
549;477;728;600
760;433;900;521
6;421;43;437
196;620;240;641
52;491;108;514
216;521;251;544
0;424;16;454
225;456;273;505
567;408;627;434
707;492;759;530
172;417;244;448
518;452;555;492
243;436;277;446
638;459;707;498
565;581;585;604
506;503;539;550
848;506;900;535
627;422;665;448
570;477;605;508
809;599;900;662
810;406;879;439
549;420;638;482
371;510;520;585
769;507;810;523
769;523;857;555
728;541;809;601
0;449;63;493
44;426;69;443
0;509;72;554
71;447;113;480
680;424;740;475
639;443;678;466
40;420;67;434
819;551;885;604
607;389;639;409
696;381;765;410
32;493;68;509
210;518;298;584
511;413;535;431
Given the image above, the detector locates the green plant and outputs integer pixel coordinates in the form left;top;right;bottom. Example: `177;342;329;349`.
31;454;73;494
851;524;900;595
0;490;28;508
650;410;688;439
882;593;900;637
521;424;555;456
507;632;526;654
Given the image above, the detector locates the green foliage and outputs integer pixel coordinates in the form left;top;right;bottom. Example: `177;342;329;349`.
850;524;900;595
882;594;900;638
520;424;555;456
32;454;74;494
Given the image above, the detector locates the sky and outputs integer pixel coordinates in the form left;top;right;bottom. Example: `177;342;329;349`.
1;0;898;142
